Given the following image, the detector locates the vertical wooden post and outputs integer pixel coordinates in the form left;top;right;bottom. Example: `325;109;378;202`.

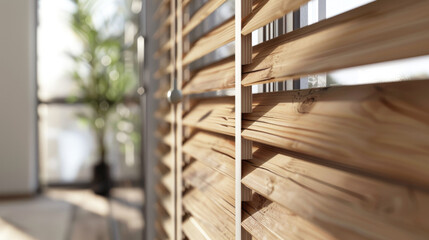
176;0;183;239
236;0;253;239
169;0;178;239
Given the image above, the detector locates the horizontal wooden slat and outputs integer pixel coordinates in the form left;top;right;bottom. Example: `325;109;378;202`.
155;182;170;199
243;194;332;240
162;129;174;146
155;220;168;240
160;175;174;216
183;161;235;218
182;56;234;95
183;81;429;188
153;0;170;20
183;217;210;240
182;0;192;8
160;149;174;172
242;143;429;239
154;12;173;39
243;0;429;85
183;131;235;179
183;18;234;66
154;39;174;58
183;97;235;136
155;162;170;176
156;201;170;220
154;62;173;79
154;110;171;123
183;188;235;239
242;0;308;36
155;142;170;159
242;80;429;188
156;120;170;135
183;0;227;37
155;103;173;123
163;216;174;240
154;80;170;98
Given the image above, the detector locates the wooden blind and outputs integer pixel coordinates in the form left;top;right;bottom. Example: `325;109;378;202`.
150;0;429;239
153;0;175;239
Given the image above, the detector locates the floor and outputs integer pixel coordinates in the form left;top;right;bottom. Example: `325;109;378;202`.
0;188;144;240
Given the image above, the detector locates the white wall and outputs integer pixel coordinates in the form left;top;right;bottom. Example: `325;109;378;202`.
0;0;37;195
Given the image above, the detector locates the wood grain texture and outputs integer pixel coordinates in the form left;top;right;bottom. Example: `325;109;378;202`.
242;194;333;240
242;80;429;189
183;161;235;219
183;97;235;136
182;80;429;188
183;0;227;37
183;217;210;240
242;143;429;239
182;56;234;95
183;18;234;66
243;0;429;86
242;0;308;36
183;131;235;179
183;188;235;239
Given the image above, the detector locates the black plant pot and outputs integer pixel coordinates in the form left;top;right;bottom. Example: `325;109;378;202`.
91;160;111;197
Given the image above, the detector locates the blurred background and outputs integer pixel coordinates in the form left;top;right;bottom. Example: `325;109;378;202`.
0;0;144;239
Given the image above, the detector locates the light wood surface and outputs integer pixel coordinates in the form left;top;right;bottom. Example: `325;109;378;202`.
183;0;227;37
183;188;235;239
154;62;173;79
154;38;173;59
183;131;235;179
154;13;173;39
154;0;170;20
243;0;429;86
183;97;235;136
183;18;234;66
242;143;429;239
182;80;429;188
243;80;429;189
242;194;333;240
183;161;235;218
182;56;234;95
242;0;308;35
183;217;210;240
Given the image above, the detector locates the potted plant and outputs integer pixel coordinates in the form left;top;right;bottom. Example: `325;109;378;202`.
68;0;136;196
